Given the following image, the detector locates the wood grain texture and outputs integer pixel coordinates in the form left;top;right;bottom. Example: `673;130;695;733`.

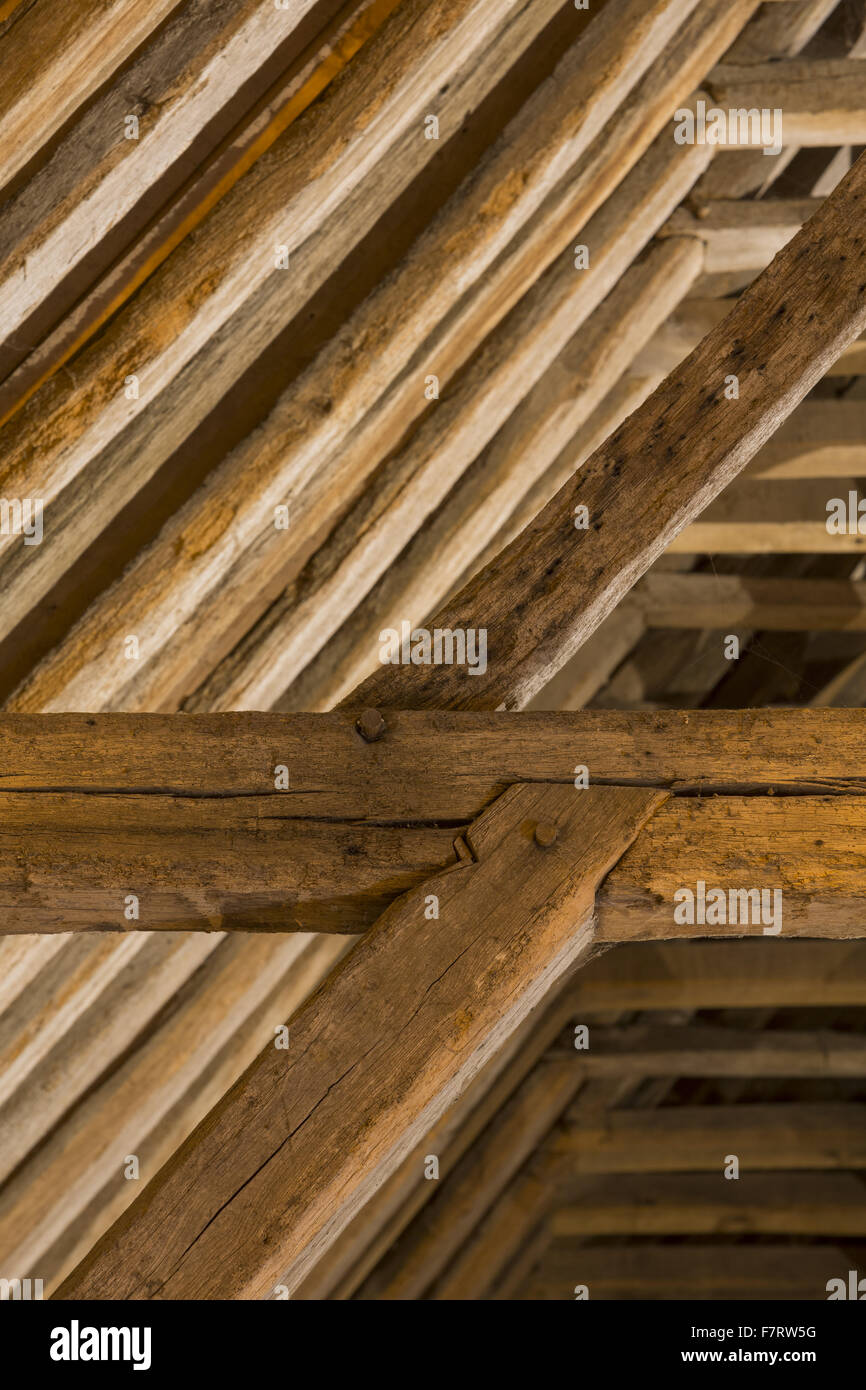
708;60;866;146
598;795;866;941
0;932;349;1292
348;151;866;710
355;1056;582;1301
572;940;866;1009
56;783;664;1298
636;572;866;629
0;0;185;191
268;236;702;712
0;0;334;362
3;708;864;815
0;791;462;934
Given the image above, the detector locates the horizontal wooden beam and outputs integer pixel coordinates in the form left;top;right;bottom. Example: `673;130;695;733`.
0;790;462;934
3;709;864;810
572;940;866;1009
56;783;661;1299
631;298;866;376
708;60;866;146
552;1172;866;1237
635;572;866;630
670;476;866;553
554;1103;866;1171
522;1242;863;1300
4;710;866;934
561;1023;866;1075
747;400;866;478
658;197;818;271
597;794;866;941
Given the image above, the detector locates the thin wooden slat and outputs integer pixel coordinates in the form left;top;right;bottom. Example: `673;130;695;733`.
347;151;866;711
0;0;405;425
56;783;664;1299
269;236;702;712
0;0;341;367
0;932;348;1292
572;940;866;1010
632;298;866;376
708;60;866;146
747;400;866;477
0;933;218;1183
670;476;866;553
0;0;185;191
658;198;820;271
426;1067;679;1301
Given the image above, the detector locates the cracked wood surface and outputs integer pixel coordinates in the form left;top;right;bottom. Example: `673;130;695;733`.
55;781;663;1299
3;708;865;812
4;709;866;935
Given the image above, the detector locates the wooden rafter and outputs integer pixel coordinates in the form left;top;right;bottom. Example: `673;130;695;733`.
348;148;866;711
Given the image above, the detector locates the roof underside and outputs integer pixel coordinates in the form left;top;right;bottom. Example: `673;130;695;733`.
1;0;865;1299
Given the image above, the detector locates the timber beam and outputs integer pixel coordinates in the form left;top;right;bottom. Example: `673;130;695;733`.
55;783;661;1299
3;709;866;935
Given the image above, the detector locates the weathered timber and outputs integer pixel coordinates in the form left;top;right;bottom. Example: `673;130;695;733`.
9;0;747;716
596;795;866;941
55;783;663;1298
3;709;865;814
347;150;866;710
0;792;461;934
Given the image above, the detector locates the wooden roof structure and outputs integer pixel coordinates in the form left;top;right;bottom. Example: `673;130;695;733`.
1;0;866;1301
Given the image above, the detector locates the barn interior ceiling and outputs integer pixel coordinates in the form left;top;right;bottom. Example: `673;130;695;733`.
1;0;866;1302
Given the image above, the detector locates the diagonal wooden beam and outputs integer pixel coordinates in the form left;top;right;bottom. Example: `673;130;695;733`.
55;782;663;1299
346;150;866;711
